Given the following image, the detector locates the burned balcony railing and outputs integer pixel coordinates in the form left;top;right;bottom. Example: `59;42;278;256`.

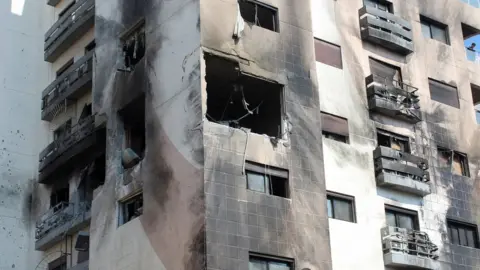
35;200;91;251
366;74;421;123
381;226;438;269
359;6;413;55
44;0;94;62
374;146;431;196
42;51;93;121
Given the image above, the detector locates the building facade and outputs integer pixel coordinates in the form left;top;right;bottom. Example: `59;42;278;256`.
2;0;480;270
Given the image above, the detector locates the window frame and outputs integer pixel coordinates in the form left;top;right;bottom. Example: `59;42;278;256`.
447;219;480;248
314;38;343;69
385;205;419;230
377;129;410;153
326;191;356;223
420;15;450;45
428;78;460;108
245;161;289;198
437;147;470;177
118;192;143;226
249;252;294;270
321;111;349;143
238;0;280;33
364;0;394;13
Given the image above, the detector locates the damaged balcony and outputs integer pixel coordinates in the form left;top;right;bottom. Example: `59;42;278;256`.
38;114;105;184
42;51;93;121
358;5;414;55
44;0;94;62
381;226;438;269
35;201;91;251
366;74;421;123
374;146;430;196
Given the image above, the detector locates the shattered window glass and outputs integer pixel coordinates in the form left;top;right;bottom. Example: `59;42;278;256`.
239;0;278;32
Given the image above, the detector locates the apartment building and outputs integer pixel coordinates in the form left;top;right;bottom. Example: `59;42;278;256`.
1;0;480;269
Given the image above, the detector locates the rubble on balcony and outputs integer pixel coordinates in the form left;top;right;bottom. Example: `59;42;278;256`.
366;74;421;123
374;146;431;196
381;226;439;269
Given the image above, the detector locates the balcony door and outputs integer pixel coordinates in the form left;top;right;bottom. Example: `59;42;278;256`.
369;58;402;87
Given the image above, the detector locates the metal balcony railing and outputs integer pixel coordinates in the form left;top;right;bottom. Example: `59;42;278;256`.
374;146;429;182
382;227;438;260
39;115;96;172
466;48;480;63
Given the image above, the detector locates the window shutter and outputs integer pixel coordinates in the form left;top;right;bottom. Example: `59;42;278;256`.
314;39;343;69
321;112;349;137
429;79;460;108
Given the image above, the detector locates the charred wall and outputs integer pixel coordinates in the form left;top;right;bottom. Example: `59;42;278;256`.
200;0;331;269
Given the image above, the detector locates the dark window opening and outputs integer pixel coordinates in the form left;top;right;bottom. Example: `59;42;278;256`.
50;187;69;210
205;54;283;138
85;40;96;53
249;253;293;270
327;192;355;222
314;39;343;69
369;57;402;85
420;16;449;44
79;104;92;121
239;0;279;32
53;119;72;140
56;58;74;78
448;219;479;248
377;129;410;153
428;78;459;108
385;205;418;230
48;255;67;270
245;161;289;198
321;112;349;143
438;147;469;177
121;20;146;70
364;0;393;13
471;84;480;124
119;94;146;168
58;1;75;18
120;192;143;225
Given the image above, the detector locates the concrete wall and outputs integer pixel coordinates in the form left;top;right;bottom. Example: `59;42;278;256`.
312;0;480;269
92;0;204;269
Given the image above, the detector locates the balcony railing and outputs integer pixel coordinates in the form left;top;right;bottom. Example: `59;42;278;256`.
39;115;96;174
374;146;431;196
366;74;421;123
381;227;438;269
462;0;480;8
42;51;93;121
44;0;94;62
35;202;73;240
466;48;480;63
358;6;414;55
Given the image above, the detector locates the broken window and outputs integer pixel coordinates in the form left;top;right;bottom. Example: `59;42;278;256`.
239;0;279;32
385;206;418;230
327;192;356;223
48;255;67;270
321;112;349;143
420;15;449;44
245;161;288;198
429;78;460;108
448;219;479;248
56;58;74;78
205;54;284;138
121;20;146;70
119;94;146;168
471;84;480;124
364;0;393;13
437;147;470;177
53;119;72;140
314;39;343;69
120;192;143;225
377;129;410;153
249;253;293;270
50;187;69;211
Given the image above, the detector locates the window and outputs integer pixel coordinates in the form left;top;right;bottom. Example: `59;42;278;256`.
369;58;402;85
462;23;480;62
321;112;348;143
364;0;393;13
428;79;460;108
119;192;143;225
327;192;355;222
120;95;146;168
56;58;74;78
448;219;479;248
121;19;146;70
50;187;69;208
79;104;92;121
420;16;449;44
438;147;470;177
314;39;343;69
239;0;279;32
85;40;96;53
53;119;72;140
249;253;293;270
385;206;418;230
205;54;284;138
377;129;410;152
245;161;289;198
48;255;67;270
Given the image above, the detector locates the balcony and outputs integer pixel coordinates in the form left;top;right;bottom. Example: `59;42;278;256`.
44;0;94;62
381;226;438;269
366;74;421;123
358;6;413;55
374;146;431;196
35;201;91;251
42;51;93;121
38;115;105;184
